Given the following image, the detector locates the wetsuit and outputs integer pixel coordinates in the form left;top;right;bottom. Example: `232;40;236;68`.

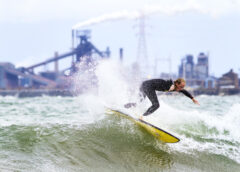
140;79;193;116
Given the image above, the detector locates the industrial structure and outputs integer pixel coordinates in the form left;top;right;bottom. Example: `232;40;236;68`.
0;62;57;89
135;12;149;76
0;30;111;90
218;69;239;89
178;52;239;95
179;52;209;87
1;26;239;96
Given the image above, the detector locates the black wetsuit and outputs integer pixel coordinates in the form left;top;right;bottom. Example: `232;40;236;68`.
140;79;193;116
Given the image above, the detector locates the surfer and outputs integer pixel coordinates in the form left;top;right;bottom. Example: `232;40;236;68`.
125;78;199;117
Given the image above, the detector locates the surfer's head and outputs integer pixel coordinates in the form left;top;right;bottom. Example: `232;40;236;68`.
174;78;186;91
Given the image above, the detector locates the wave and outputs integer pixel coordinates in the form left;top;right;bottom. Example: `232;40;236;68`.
150;100;240;164
0;107;239;171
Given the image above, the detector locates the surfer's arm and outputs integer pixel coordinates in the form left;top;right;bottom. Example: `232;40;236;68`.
179;89;199;105
179;89;193;99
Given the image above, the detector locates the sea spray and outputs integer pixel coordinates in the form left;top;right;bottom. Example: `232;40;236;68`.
71;56;99;95
95;59;141;108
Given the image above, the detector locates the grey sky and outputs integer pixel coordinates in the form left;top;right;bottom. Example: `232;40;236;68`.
0;0;240;77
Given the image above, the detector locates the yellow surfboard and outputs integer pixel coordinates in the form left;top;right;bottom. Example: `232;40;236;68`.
107;109;180;143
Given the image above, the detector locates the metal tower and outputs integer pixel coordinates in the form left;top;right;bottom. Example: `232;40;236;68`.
136;12;148;74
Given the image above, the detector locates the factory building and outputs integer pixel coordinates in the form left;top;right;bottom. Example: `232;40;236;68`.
0;62;56;89
178;55;195;86
178;52;240;93
195;52;209;87
0;63;18;89
178;52;209;87
0;30;113;90
195;52;209;79
218;69;239;89
205;76;217;89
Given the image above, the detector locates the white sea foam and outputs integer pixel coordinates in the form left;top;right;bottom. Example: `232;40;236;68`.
87;59;240;163
160;101;240;163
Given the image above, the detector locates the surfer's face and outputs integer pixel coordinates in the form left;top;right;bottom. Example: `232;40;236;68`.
175;82;185;91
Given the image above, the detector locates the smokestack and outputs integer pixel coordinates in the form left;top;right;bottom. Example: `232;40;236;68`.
72;29;75;49
71;29;75;63
54;51;59;74
119;48;123;61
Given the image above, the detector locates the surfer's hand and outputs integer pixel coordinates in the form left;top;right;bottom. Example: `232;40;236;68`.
192;98;200;105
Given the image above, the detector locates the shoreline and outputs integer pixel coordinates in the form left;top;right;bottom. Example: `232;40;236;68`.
193;88;240;96
0;89;74;98
0;88;240;98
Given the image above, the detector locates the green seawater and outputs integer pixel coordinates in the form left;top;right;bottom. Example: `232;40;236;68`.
0;95;239;172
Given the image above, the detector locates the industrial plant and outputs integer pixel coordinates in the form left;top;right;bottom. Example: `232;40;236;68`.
178;52;209;87
0;24;239;96
0;30;113;96
178;52;239;95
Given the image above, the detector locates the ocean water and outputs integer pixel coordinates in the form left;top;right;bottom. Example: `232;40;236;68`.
0;60;240;171
0;95;239;172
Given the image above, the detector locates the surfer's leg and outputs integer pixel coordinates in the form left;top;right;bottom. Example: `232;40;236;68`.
142;90;159;116
139;85;146;102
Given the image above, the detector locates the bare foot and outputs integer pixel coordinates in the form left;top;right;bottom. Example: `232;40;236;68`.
139;115;143;120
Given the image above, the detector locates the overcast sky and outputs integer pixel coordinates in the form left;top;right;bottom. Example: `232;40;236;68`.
0;0;240;77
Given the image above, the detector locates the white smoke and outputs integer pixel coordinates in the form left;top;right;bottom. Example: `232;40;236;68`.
72;10;140;29
72;0;239;29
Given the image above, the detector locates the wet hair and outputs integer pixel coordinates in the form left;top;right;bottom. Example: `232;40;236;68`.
174;78;186;86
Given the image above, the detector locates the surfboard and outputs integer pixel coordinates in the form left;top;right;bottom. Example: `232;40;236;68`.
107;108;180;143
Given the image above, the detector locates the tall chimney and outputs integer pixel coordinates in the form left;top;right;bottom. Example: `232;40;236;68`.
54;51;59;74
119;48;123;61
